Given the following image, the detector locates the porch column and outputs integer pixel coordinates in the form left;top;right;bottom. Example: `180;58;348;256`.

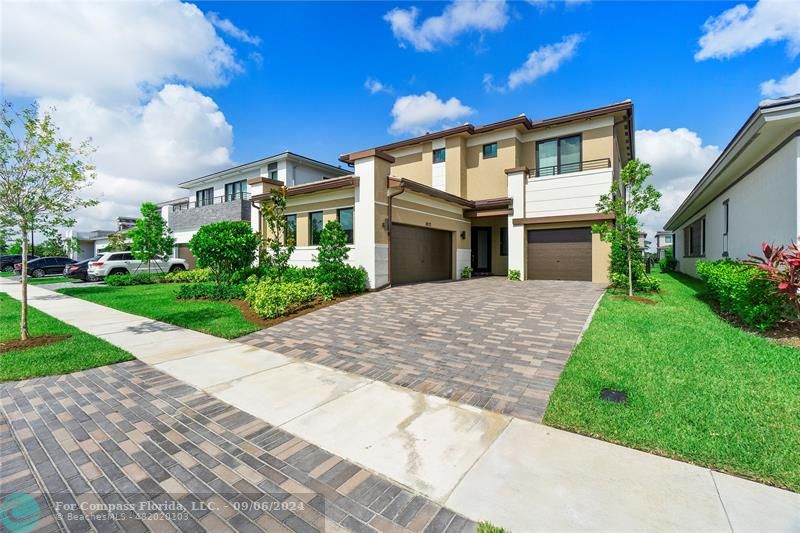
352;152;393;289
506;167;528;278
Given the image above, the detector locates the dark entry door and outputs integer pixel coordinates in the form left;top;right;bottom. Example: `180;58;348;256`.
471;227;492;274
391;224;452;284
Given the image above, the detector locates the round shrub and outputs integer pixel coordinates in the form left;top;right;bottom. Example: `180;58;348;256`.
188;221;259;285
244;279;328;319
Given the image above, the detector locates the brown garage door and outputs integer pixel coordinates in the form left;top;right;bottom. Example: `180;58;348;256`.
391;224;452;285
176;244;197;270
527;227;592;281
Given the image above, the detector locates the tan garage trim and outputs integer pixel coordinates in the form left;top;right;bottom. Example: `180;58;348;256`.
513;213;614;226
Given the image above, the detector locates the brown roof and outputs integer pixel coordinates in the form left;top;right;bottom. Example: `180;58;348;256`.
388;176;512;211
250;175;358;203
340;100;634;164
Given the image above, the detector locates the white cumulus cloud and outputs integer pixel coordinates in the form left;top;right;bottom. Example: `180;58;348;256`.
761;66;800;98
207;12;262;46
384;0;509;52
365;78;393;95
389;92;474;136
1;0;243;230
484;34;584;92
635;128;721;237
695;0;800;61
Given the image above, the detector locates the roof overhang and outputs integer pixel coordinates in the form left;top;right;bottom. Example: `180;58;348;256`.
512;213;614;226
665;95;800;230
250;175;358;203
388;176;513;217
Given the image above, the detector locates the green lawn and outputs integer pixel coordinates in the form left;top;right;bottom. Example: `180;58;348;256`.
0;271;14;277
1;293;133;381
1;275;77;284
544;272;800;492
57;284;262;339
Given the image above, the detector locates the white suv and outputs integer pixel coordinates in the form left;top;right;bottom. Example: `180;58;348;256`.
88;252;188;279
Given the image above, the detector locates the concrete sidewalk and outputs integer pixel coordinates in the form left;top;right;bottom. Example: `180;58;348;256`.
3;278;799;532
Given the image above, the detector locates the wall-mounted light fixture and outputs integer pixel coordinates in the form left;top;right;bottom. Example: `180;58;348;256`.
382;218;389;231
460;230;466;240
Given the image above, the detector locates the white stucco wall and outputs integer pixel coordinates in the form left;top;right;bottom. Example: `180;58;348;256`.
674;137;799;276
525;168;612;218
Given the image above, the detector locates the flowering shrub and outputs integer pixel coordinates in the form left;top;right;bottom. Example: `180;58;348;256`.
749;241;800;319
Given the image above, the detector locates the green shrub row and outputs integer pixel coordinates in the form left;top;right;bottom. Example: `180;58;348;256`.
696;260;789;331
244;279;330;319
163;268;212;283
176;282;246;301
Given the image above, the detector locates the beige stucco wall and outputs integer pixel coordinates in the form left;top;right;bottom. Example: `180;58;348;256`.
445;136;467;197
465;137;516;200
582;125;614;163
521;221;610;284
390;143;433;186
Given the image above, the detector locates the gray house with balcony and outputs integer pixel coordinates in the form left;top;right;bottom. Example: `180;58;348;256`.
161;152;350;268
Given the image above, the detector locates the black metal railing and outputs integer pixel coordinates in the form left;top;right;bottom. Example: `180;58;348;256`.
172;192;250;211
534;158;611;177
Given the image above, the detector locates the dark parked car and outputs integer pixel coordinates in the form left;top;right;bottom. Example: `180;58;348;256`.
14;256;75;277
64;256;100;281
0;254;38;272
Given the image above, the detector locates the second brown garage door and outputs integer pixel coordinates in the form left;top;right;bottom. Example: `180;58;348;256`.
176;244;197;270
391;224;452;285
527;227;592;281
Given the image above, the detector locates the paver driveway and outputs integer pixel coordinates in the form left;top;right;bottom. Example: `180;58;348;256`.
240;277;605;422
0;361;475;533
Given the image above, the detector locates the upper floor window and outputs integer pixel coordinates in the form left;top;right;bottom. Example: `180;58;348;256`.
684;217;705;257
309;211;323;246
268;162;278;181
664;235;672;244
224;180;246;201
433;148;446;164
337;207;354;244
196;187;213;207
482;143;497;159
536;135;581;177
285;214;297;245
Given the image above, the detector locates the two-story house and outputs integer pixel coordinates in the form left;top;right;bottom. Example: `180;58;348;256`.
654;231;673;259
161;152;350;268
249;101;634;288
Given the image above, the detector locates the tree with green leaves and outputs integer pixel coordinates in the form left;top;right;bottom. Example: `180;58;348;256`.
593;159;662;296
257;186;295;282
188;221;259;286
101;232;130;252
37;234;80;257
0;101;96;340
128;202;175;273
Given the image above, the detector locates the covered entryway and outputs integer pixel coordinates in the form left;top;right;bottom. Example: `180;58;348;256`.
527;227;592;281
391;223;452;284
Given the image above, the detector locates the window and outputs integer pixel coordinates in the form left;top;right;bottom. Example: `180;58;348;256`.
268;162;278;181
285;214;297;245
683;217;705;257
536;134;582;176
337;207;354;244
500;227;508;257
196;187;213;207
224;180;247;201
309;211;323;246
433;148;446;163
665;235;672;244
482;143;497;159
723;199;730;236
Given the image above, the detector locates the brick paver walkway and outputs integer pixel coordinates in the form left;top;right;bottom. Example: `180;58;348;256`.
0;361;476;533
239;278;604;422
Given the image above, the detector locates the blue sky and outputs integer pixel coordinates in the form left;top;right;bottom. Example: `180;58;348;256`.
2;0;798;236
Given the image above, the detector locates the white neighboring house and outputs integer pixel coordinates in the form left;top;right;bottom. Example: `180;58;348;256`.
62;217;138;260
665;94;800;276
654;231;673;259
160;151;349;268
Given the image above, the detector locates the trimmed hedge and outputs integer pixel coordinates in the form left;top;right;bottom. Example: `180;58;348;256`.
105;273;162;286
163;268;211;283
244;279;330;319
696;260;788;331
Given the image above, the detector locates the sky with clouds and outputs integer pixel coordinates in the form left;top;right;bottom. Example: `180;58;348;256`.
1;0;798;243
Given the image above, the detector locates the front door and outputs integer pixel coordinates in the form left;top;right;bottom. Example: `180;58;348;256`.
471;227;492;274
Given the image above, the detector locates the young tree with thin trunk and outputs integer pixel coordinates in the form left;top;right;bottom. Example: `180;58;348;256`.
128;202;175;273
593;159;661;296
0;101;96;340
257;186;295;282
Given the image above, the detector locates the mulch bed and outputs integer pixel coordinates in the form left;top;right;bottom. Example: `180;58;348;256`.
229;294;360;329
0;334;71;354
698;294;800;348
611;295;659;305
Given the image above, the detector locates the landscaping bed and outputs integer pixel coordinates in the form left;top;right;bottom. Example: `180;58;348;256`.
543;272;800;493
0;293;133;381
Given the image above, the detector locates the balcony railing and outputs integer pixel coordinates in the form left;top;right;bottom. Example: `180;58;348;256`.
534;158;611;178
172;192;250;211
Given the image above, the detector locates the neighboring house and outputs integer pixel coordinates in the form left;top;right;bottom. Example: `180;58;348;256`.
63;217;139;260
638;232;651;255
654;231;673;259
250;100;635;288
665;94;800;276
161;152;350;268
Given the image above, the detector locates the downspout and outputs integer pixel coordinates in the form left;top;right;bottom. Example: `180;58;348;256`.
386;186;406;288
